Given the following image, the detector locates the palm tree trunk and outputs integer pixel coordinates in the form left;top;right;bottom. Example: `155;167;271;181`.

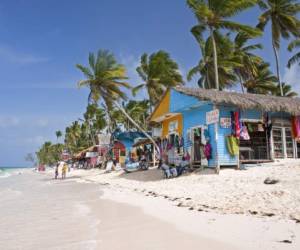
206;69;211;89
210;28;219;90
238;75;245;93
113;101;160;166
272;42;283;96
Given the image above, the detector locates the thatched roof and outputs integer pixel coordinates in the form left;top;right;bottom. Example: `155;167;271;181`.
174;87;300;115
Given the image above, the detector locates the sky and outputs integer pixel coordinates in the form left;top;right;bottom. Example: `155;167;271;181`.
0;0;299;166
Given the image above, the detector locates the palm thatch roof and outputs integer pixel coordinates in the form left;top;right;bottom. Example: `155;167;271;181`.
174;87;300;115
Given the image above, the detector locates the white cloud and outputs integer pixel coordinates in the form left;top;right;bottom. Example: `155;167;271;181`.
283;65;300;95
0;45;49;64
0;116;20;128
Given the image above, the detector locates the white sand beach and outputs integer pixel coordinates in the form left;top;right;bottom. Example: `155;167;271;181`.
74;159;300;222
0;169;232;250
1;161;299;250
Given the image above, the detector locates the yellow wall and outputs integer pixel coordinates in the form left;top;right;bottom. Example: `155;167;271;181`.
150;90;170;121
162;114;183;137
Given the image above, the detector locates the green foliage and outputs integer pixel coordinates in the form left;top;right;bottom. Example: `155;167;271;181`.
76;49;131;110
187;0;261;89
243;62;278;94
36;142;64;165
188;32;241;89
110;100;150;131
287;39;300;68
272;82;298;97
257;0;300;49
134;50;184;106
55;130;62;141
257;0;300;95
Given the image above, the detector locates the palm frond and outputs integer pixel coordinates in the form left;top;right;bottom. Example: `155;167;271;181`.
132;84;145;96
287;52;300;68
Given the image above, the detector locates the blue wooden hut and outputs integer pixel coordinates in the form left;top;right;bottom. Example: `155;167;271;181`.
149;87;300;170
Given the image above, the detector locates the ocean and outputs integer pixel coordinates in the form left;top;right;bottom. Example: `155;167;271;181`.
0;167;31;178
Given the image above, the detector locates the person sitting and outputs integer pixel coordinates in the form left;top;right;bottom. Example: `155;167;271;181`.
170;166;178;177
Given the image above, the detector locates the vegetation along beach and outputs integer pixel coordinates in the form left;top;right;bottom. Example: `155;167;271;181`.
1;0;300;249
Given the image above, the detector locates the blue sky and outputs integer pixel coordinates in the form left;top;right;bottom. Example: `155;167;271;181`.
0;0;299;166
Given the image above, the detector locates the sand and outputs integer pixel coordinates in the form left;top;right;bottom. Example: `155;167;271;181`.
0;170;233;250
76;159;300;222
1;160;299;250
67;159;300;249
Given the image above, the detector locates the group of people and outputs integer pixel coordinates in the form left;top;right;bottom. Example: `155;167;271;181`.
54;162;68;180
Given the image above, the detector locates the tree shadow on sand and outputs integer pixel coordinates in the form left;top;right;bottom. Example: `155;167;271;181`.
116;167;217;182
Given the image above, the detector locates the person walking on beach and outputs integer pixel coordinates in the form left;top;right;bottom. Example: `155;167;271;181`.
54;164;59;179
62;162;67;179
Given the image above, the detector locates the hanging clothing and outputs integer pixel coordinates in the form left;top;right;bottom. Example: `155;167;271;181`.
226;136;239;156
234;111;241;138
204;143;212;159
240;125;250;140
230;111;241;138
292;116;300;139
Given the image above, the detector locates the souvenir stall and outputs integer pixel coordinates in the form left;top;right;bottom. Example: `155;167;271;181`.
227;111;272;162
149;87;300;171
184;126;212;168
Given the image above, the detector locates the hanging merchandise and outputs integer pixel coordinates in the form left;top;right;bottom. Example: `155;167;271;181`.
264;113;272;138
292;116;300;139
231;111;235;134
240;125;250;140
257;123;264;132
226;135;239;156
185;151;191;161
230;111;241;138
204;142;212;159
247;123;253;133
201;127;207;145
179;136;184;147
234;111;241;138
194;127;201;137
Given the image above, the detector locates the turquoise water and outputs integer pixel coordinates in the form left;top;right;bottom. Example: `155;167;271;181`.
0;167;30;178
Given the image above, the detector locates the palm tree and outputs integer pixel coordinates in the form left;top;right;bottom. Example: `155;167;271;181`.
77;50;160;162
187;32;239;89
257;0;300;96
233;32;263;93
187;0;261;90
55;130;62;142
272;82;298;97
243;62;277;94
122;100;150;130
134;50;183;106
287;39;300;68
76;50;131;110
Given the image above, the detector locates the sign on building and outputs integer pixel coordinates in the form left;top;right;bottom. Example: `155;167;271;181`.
169;120;178;133
220;117;231;128
206;109;219;125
